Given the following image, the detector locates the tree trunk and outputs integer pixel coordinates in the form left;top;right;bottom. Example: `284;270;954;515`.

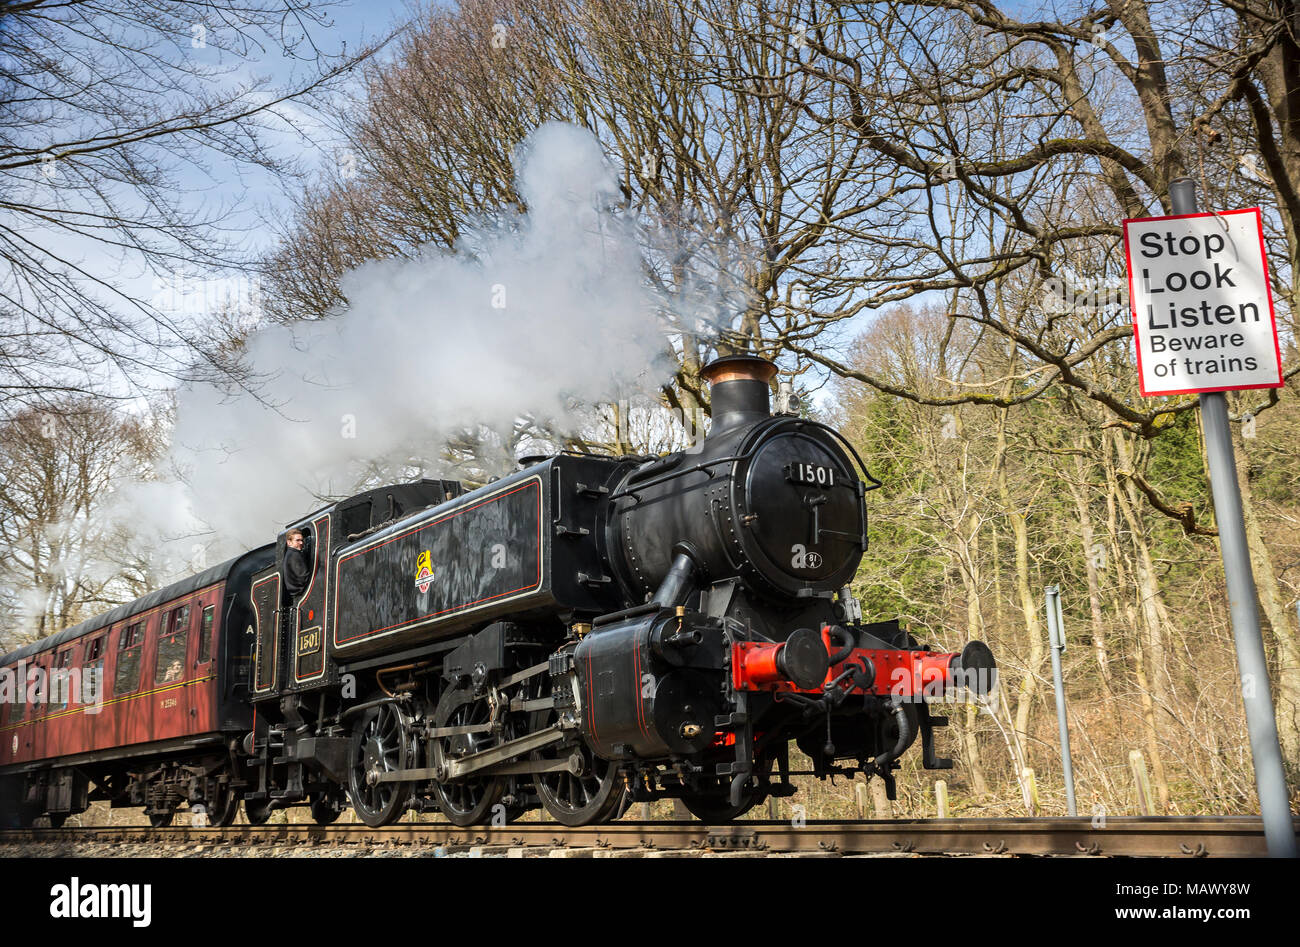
1232;424;1300;770
1110;430;1177;717
1129;604;1174;812
990;520;1005;632
1068;449;1114;698
957;510;990;797
995;409;1044;751
1102;439;1173;811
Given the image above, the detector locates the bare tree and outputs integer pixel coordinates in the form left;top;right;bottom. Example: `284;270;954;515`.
744;0;1297;431
264;0;908;425
0;397;164;649
0;0;385;413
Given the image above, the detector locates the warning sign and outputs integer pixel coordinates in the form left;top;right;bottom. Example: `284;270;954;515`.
1124;208;1282;396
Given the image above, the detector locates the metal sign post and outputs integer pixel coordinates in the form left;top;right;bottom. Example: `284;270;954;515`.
1044;585;1077;816
1129;179;1295;857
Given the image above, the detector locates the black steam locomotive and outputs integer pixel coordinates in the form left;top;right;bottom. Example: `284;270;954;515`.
0;354;995;828
239;353;995;826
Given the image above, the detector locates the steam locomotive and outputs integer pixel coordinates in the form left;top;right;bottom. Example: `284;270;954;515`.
0;354;995;828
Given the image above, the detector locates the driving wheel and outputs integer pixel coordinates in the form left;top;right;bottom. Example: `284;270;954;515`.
203;784;240;827
429;684;507;826
347;702;414;827
534;738;626;827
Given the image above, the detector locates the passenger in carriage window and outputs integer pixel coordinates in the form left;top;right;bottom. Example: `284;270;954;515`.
283;528;311;601
162;659;183;683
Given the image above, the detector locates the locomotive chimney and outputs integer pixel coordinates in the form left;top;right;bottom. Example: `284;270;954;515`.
701;353;777;435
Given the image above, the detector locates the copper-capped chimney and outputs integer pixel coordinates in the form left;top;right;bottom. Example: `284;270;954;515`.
701;353;777;435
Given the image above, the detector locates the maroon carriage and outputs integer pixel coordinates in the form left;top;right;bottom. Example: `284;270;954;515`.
0;547;272;827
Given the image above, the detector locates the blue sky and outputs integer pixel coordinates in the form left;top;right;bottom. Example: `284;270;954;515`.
186;0;422;253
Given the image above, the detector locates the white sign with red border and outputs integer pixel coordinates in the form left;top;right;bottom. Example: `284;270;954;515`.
1124;208;1282;397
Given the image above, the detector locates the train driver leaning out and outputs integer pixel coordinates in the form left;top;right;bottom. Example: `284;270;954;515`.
283;528;311;601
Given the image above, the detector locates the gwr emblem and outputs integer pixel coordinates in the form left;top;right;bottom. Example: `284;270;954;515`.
415;549;435;594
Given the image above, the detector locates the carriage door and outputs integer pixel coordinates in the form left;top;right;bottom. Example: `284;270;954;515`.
1;666;17;765
50;648;74;756
81;635;106;750
27;655;50;763
4;662;29;763
154;603;192;739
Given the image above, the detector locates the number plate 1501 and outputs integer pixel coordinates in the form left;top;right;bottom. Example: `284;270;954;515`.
786;462;836;487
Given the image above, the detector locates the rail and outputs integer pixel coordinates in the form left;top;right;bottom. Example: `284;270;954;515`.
1;816;1291;857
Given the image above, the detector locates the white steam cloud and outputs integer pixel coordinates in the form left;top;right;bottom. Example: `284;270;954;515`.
122;123;685;565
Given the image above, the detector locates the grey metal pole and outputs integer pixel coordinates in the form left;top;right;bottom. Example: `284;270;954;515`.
1170;177;1296;857
1044;585;1077;817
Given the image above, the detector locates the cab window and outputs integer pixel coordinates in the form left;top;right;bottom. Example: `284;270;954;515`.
339;502;371;539
114;621;144;695
156;605;190;684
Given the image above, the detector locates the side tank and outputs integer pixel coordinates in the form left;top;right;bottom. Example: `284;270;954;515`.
326;455;629;662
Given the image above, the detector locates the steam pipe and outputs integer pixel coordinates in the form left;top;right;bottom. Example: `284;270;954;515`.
591;550;698;630
651;551;697;608
874;699;916;769
824;625;856;665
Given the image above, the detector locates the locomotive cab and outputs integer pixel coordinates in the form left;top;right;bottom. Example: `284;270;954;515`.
248;478;465;702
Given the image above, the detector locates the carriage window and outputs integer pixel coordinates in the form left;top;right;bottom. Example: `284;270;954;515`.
8;666;25;722
52;649;73;710
198;605;215;664
114;622;144;696
156;605;191;684
31;660;48;710
83;636;105;705
21;659;49;717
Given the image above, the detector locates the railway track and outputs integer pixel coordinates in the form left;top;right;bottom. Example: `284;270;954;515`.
1;816;1292;857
